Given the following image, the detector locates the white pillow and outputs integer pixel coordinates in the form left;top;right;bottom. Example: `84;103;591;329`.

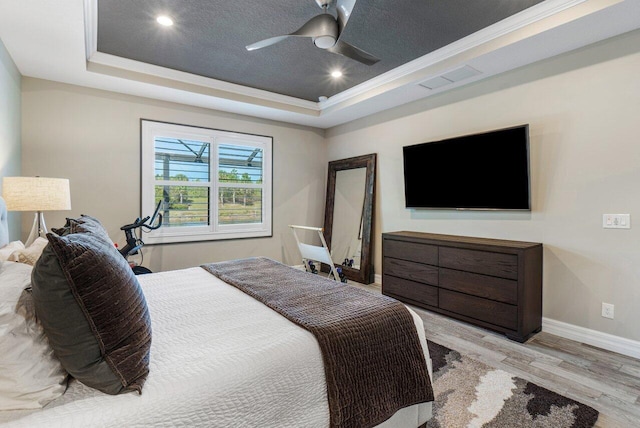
7;237;49;266
0;261;68;410
0;240;25;261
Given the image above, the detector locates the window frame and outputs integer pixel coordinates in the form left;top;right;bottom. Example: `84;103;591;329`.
141;119;273;244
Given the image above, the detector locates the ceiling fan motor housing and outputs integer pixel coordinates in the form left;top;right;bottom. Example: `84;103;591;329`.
312;14;339;49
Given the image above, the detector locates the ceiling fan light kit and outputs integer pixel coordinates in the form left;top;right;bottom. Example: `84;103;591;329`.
314;36;337;49
246;0;379;66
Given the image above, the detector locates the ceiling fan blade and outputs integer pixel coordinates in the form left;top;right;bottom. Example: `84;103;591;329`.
335;0;357;34
246;35;292;51
246;14;335;51
327;40;379;65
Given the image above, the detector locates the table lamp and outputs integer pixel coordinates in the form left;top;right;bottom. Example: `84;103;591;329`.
2;176;72;246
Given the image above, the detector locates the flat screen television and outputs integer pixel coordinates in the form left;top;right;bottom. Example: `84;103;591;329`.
403;125;531;210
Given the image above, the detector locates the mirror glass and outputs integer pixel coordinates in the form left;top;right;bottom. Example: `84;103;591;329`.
323;153;376;284
331;168;367;269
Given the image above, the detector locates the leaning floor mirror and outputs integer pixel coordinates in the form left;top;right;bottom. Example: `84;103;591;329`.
323;153;376;284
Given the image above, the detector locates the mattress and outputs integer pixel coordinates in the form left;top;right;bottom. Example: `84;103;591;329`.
0;267;432;427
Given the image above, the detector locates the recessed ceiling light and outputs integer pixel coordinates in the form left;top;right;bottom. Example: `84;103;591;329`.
330;70;343;78
156;15;174;27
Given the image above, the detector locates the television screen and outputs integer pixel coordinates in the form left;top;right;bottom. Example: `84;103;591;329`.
403;125;530;210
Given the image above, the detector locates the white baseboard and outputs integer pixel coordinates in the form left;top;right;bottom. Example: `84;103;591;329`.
374;273;382;285
543;317;640;360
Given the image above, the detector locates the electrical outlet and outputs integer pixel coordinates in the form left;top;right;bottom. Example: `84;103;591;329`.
602;302;614;319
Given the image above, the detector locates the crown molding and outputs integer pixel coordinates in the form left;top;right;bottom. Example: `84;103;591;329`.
83;0;97;60
84;0;592;116
67;0;632;126
83;0;319;116
321;0;593;109
87;52;320;116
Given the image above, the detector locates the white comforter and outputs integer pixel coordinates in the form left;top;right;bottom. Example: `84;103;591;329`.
0;267;432;427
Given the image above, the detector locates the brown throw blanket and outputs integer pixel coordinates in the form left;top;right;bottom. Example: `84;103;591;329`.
201;257;434;428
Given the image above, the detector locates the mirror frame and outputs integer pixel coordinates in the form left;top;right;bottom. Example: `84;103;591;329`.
323;153;376;284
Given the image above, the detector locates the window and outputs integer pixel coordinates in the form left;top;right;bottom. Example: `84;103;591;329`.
141;120;272;244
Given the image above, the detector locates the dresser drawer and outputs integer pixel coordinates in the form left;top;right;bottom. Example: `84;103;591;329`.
439;247;518;279
439;289;517;330
384;239;438;265
383;258;438;285
383;276;438;307
439;268;517;304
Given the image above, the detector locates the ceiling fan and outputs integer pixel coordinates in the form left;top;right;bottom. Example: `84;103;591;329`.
246;0;380;66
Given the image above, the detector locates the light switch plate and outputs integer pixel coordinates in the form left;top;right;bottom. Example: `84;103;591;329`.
603;214;630;229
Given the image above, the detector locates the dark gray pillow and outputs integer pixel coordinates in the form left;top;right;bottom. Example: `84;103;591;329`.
31;216;151;395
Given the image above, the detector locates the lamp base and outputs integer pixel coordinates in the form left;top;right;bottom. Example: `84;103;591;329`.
25;211;48;247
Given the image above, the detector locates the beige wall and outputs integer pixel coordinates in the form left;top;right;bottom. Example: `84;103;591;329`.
0;38;21;239
21;78;327;271
17;29;640;342
326;30;640;341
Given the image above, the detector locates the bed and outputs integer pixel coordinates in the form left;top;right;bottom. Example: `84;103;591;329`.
0;198;433;427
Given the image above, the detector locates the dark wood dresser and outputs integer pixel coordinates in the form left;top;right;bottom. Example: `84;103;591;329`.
382;231;542;342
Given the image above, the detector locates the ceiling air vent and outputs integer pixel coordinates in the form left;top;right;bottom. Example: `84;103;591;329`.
418;76;453;90
419;65;482;90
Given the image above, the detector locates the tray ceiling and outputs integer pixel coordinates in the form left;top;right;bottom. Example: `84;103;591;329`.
1;0;639;128
96;0;544;102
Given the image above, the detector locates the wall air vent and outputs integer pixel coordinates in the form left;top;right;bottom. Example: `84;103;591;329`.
418;65;482;90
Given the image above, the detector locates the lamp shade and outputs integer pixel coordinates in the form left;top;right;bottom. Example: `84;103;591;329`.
2;177;72;212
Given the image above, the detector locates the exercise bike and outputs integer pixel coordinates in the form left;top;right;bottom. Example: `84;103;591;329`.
119;201;163;275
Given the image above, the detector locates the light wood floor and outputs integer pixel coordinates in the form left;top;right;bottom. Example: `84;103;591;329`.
353;281;640;428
